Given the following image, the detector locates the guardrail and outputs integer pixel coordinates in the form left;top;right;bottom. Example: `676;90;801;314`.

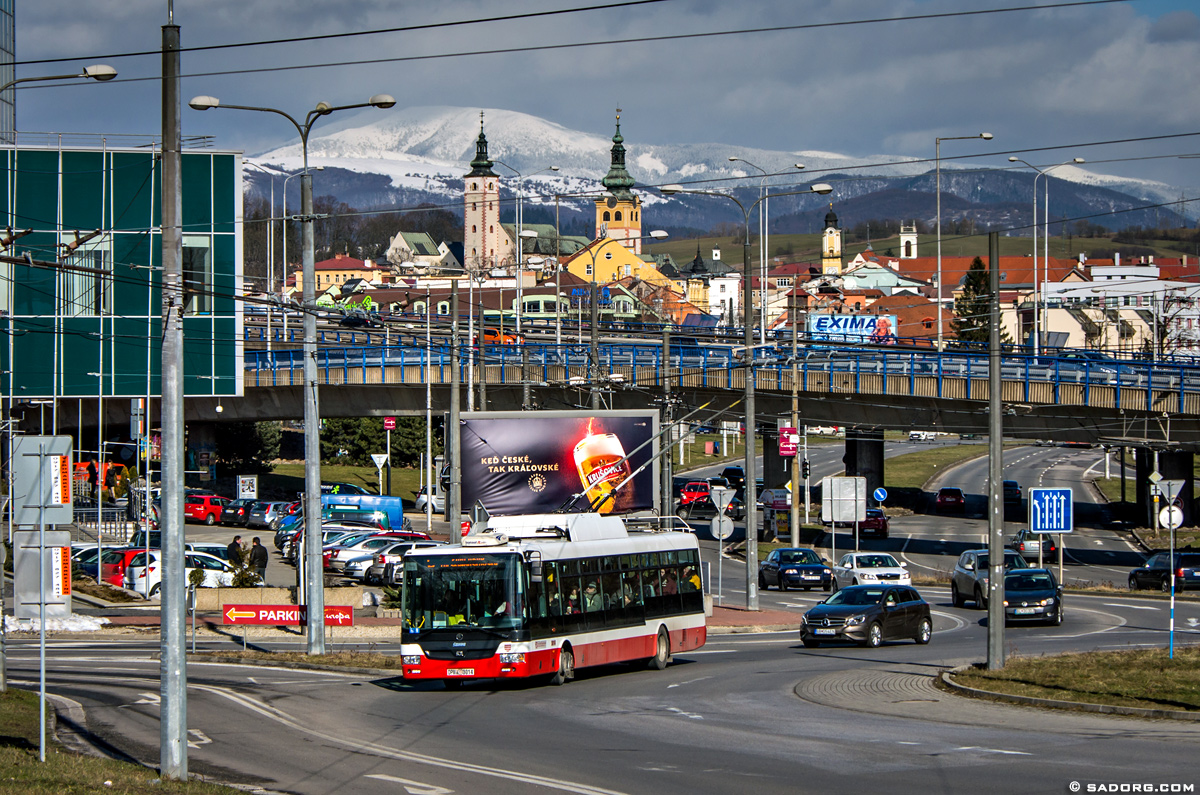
242;342;1200;414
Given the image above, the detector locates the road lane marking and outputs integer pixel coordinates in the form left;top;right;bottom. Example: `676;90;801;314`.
955;746;1032;756
668;676;712;689
187;729;212;749
1104;603;1157;610
365;774;453;795
191;684;627;795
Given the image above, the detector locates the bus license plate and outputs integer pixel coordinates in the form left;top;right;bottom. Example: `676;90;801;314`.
814;628;836;635
1014;608;1036;615
446;668;474;676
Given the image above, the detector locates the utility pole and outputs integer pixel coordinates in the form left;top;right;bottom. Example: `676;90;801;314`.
986;231;1006;670
590;282;600;411
449;283;461;535
159;5;188;779
660;328;672;527
789;293;800;548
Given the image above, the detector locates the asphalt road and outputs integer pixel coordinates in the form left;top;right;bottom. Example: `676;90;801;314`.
10;586;1200;795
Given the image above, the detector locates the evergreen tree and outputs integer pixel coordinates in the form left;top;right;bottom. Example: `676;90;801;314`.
216;421;281;475
951;256;1011;347
319;417;442;468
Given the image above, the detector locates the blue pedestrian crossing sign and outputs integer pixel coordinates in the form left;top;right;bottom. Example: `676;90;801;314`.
1029;488;1073;534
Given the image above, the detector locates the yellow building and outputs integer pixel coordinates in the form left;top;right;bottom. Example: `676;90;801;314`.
562;238;673;287
821;205;843;275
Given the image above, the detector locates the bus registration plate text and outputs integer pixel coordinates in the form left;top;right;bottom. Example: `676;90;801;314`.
446;668;474;676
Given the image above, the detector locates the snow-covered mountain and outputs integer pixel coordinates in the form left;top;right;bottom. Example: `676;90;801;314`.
245;105;1191;230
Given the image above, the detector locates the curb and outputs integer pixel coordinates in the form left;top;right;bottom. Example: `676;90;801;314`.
186;654;404;678
938;664;1200;722
709;624;797;634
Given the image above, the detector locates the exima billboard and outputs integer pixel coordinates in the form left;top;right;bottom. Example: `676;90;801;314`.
807;313;897;344
460;410;659;516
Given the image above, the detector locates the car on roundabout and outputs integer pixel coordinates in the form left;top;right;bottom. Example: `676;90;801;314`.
951;548;1030;609
831;552;911;590
934;486;966;513
1003;568;1063;625
1128;551;1200;592
758;547;832;591
859;508;889;538
800;584;932;648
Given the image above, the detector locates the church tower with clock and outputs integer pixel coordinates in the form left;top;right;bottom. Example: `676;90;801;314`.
594;112;644;254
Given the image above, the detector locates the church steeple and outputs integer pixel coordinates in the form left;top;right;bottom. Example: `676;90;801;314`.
467;111;497;178
601;112;636;201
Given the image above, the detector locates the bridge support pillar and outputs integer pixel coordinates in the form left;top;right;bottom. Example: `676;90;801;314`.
1135;447;1194;529
843;429;885;502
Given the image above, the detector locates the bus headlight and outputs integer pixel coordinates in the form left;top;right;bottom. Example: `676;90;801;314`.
498;653;525;664
402;655;421;665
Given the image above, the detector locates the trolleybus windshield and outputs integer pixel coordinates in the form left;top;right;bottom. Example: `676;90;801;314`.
403;552;523;633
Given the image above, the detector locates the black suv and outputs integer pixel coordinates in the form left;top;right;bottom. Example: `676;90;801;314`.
1128;552;1200;592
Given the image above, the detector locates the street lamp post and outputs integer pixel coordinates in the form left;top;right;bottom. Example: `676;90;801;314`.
661;182;833;611
573;231;668;408
728;159;804;336
936;133;993;349
494;161;558;333
189;92;395;654
0;63;117;98
1008;157;1084;356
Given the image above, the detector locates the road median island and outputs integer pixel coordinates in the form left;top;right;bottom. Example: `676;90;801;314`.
0;689;243;793
188;650;403;677
940;646;1200;720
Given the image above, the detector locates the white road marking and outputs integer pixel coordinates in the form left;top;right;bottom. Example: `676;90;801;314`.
681;649;738;655
955;746;1032;756
133;692;160;706
187;729;212;749
365;774;454;795
668;676;712;689
1104;603;1157;611
191;684;627;795
664;706;704;720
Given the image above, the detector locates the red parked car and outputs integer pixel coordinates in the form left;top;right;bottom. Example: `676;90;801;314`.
184;494;229;525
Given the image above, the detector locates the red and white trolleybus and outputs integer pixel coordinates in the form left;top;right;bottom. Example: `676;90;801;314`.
399;513;706;685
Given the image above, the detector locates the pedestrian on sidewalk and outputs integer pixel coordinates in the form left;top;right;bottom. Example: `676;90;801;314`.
248;537;268;584
227;535;244;565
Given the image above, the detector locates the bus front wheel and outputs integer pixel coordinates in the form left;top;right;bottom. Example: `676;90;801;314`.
550;646;574;686
649;628;671;670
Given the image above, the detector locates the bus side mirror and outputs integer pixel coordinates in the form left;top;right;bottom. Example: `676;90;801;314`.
530;559;543;583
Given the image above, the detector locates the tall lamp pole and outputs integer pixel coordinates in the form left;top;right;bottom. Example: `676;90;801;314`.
1008;157;1084;356
662;182;833;611
936;132;993;349
189;92;395;654
494;161;558;333
728;158;804;336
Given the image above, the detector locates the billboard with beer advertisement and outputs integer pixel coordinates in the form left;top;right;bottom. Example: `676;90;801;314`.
460;410;659;516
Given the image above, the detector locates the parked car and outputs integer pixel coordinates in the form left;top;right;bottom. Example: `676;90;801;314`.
1003;568;1063;625
184;494;228;525
935;486;966;513
675;493;744;522
1128;551;1200;593
801;584;932;648
246;501;289;529
758;547;832;592
324;531;432;572
220;498;256;527
339;308;380;328
832;552;911;590
124;550;242;597
371;540;445;585
1010;527;1057;558
414;486;443;514
859;508;889;538
951;548;1030;609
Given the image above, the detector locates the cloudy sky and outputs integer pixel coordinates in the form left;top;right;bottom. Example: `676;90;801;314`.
12;0;1200;193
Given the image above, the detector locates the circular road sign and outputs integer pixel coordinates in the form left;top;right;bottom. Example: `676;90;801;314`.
711;516;735;541
873;487;888;503
1159;505;1184;531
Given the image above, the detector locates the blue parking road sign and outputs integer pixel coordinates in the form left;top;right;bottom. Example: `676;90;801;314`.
1029;488;1073;534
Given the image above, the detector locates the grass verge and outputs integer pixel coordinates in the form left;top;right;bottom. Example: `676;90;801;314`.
0;689;239;794
72;579;140;603
189;650;403;670
952;646;1200;712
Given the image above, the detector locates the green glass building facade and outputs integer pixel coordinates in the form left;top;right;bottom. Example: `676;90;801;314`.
0;145;242;400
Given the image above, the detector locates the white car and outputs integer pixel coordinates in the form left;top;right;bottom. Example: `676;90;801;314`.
124;550;243;597
414;487;443;513
832;552;911;590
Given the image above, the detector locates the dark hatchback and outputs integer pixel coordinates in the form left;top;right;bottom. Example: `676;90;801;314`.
759;547;832;592
1128;551;1200;593
801;584;932;648
220;498;256;527
1003;568;1063;625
